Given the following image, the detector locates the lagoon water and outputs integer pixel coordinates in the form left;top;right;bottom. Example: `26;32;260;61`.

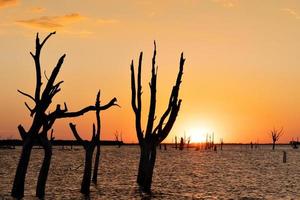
1;145;300;199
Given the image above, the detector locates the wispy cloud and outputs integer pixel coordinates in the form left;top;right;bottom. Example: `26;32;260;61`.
212;0;239;8
97;18;119;24
15;13;85;29
0;0;19;9
282;8;300;19
30;6;46;13
61;29;94;37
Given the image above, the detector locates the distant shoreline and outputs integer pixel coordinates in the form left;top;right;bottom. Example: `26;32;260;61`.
0;139;123;147
0;139;295;147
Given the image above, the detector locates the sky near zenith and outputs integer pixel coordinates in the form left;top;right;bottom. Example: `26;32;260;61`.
0;0;300;143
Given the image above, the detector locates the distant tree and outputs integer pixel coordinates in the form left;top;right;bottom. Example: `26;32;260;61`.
187;136;191;150
12;32;112;199
220;138;223;151
270;127;284;150
114;130;122;148
130;42;184;192
69;91;117;195
179;137;184;150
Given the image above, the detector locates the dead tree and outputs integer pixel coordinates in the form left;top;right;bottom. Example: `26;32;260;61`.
179;137;184;150
220;138;223;151
11;32;117;199
130;42;184;192
270;127;284;150
187;136;191;150
69;91;117;195
114;130;122;148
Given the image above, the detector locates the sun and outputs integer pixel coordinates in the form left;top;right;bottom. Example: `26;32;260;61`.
187;127;211;143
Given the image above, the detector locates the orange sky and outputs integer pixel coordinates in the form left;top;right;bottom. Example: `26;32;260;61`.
0;0;300;143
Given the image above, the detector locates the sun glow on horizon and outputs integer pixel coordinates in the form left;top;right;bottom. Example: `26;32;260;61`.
187;127;213;143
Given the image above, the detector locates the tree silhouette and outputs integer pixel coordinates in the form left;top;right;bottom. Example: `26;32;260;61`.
130;42;185;192
270;127;284;150
69;91;117;196
11;32;113;199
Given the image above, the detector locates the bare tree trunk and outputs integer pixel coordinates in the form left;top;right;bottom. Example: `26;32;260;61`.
92;143;100;184
36;137;52;198
137;146;146;185
11;138;34;198
272;141;275;150
136;144;157;193
143;147;156;193
81;147;94;195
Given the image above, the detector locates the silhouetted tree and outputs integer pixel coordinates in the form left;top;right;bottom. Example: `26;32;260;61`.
69;91;117;195
270;127;284;150
114;130;122;148
220;138;223;151
187;136;191;150
179;137;184;150
12;32;112;199
130;42;184;192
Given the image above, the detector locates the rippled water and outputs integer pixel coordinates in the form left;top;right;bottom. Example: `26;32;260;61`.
1;145;300;199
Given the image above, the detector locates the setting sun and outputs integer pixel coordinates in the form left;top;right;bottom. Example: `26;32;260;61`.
187;127;212;143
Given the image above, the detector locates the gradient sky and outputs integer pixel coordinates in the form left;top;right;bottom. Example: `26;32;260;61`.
1;0;300;143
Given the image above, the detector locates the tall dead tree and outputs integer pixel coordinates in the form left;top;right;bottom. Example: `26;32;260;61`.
69;91;117;195
12;32;116;199
270;127;284;150
130;42;184;192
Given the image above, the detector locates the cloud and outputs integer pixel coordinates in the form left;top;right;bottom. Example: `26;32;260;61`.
0;0;19;9
282;8;300;19
30;6;46;13
61;29;94;37
212;0;239;8
96;18;119;24
15;13;85;29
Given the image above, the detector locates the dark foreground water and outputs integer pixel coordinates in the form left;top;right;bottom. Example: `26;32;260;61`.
0;145;300;199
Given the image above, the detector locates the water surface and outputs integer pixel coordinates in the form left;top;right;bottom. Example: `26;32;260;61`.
0;145;299;199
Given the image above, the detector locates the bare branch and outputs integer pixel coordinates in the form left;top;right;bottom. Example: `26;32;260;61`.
17;125;27;140
95;91;101;138
137;52;143;115
131;52;144;144
40;31;56;48
17;90;35;102
24;102;35;116
131;60;137;113
44;70;49;81
48;97;118;119
41;54;66;101
64;102;68;112
69;123;84;143
155;53;184;142
145;42;157;139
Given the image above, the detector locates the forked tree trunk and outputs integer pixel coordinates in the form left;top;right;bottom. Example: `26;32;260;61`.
92;143;100;184
36;136;52;198
81;146;95;195
11;138;34;198
130;43;184;193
